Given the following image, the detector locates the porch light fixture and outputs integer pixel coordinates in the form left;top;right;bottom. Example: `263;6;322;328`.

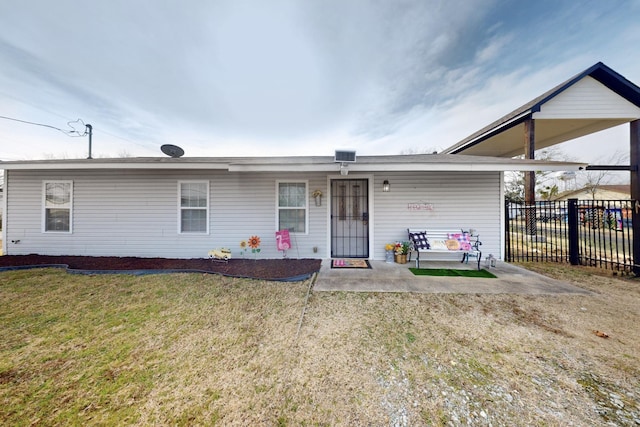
340;163;349;175
383;180;390;192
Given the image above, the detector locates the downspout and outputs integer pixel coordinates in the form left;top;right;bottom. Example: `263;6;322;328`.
2;170;7;255
630;120;640;275
499;171;505;261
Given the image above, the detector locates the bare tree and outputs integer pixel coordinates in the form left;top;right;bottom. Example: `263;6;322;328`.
505;147;574;202
577;150;629;200
399;147;440;155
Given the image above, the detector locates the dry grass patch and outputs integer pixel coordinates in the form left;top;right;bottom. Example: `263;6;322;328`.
0;269;308;425
1;265;639;425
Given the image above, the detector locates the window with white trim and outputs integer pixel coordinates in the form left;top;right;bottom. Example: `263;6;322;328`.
277;181;307;233
43;181;73;232
179;181;209;233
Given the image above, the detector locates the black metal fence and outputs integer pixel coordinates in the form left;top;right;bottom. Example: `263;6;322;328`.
505;199;634;272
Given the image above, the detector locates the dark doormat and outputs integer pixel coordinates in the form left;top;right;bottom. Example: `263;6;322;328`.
331;259;372;269
409;268;497;278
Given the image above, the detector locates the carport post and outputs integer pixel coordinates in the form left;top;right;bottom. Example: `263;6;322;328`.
568;198;579;265
630;120;640;275
524;117;537;236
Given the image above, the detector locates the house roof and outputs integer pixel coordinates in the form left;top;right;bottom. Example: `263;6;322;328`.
0;153;586;173
554;184;630;200
442;62;640;157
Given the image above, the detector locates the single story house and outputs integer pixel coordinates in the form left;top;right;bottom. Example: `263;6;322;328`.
0;153;584;260
553;184;630;201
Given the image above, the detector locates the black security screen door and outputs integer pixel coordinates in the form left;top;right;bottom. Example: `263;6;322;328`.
331;179;369;258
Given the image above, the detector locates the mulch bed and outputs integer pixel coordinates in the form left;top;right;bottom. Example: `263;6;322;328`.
0;255;322;281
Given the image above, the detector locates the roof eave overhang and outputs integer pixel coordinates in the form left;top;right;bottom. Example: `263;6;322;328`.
0;162;231;170
347;163;586;172
443;111;532;154
443;62;640;157
0;159;586;173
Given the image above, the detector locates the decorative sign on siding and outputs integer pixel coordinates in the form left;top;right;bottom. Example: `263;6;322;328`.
408;202;434;211
276;229;291;251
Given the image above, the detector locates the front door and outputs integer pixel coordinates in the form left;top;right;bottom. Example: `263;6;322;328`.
331;179;369;258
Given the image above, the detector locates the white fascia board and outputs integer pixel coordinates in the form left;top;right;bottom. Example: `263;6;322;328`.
0;160;586;173
344;162;586;172
228;163;337;172
510;163;587;171
0;162;230;170
195;161;586;173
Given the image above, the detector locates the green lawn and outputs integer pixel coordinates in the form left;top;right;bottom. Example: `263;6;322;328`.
409;268;497;278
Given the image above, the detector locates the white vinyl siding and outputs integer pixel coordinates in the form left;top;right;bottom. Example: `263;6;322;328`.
4;169;500;260
43;180;73;233
4;170;328;258
373;172;501;261
534;76;640;119
277;181;308;234
179;181;209;234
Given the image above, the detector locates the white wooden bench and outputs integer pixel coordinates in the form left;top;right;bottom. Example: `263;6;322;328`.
407;228;482;270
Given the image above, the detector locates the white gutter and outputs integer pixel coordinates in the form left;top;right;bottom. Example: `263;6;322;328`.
229;162;586;173
228;163;338;172
0;159;586;173
0;162;230;170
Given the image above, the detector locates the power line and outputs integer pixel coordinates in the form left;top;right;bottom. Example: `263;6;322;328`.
0;115;87;137
0;113;164;156
95;127;159;150
0;113;158;152
0;91;74;122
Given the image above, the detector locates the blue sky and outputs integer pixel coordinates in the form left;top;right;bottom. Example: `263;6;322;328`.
1;0;639;163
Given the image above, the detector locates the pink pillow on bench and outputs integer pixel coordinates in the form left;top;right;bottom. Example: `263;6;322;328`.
447;233;472;251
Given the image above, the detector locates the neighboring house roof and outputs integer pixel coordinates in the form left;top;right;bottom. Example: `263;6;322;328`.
0;153;586;173
554;184;630;200
443;62;640;157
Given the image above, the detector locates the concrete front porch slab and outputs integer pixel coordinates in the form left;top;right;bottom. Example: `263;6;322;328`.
313;260;592;295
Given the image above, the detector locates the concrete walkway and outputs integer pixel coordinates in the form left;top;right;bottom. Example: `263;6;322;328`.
313;259;592;295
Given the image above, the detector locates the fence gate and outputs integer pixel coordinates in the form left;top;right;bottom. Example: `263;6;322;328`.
505;199;634;272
